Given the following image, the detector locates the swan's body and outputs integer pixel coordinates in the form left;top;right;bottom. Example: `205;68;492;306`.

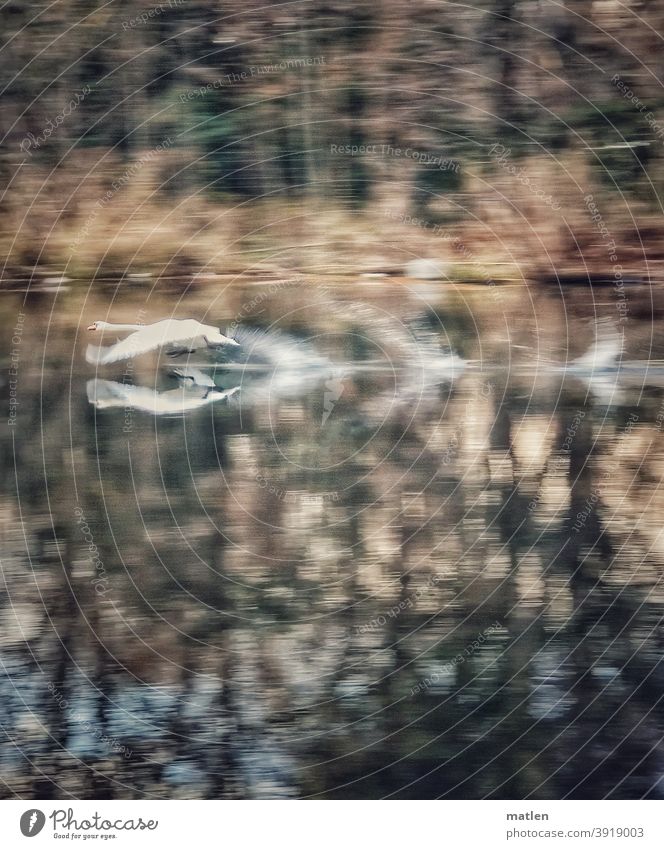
86;319;239;365
87;377;240;415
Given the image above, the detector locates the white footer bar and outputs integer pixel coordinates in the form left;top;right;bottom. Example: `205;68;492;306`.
0;800;661;848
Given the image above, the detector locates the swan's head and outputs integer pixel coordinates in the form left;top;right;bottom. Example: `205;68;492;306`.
87;321;108;331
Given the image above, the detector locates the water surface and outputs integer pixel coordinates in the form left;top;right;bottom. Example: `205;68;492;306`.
2;279;664;799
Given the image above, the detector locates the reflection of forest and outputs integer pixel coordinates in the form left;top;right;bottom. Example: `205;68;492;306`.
2;287;664;799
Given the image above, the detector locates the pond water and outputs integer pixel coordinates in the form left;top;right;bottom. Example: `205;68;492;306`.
2;278;664;799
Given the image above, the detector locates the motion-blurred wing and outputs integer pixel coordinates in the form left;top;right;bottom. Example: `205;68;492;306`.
232;325;330;371
572;323;624;371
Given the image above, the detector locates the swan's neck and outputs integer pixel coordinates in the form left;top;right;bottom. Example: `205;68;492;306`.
107;323;144;331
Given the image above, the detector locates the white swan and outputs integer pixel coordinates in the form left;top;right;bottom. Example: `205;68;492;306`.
86;319;239;365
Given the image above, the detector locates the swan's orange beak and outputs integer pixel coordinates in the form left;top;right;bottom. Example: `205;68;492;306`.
87;323;97;331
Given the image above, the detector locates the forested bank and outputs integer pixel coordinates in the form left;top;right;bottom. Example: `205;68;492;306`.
2;1;664;282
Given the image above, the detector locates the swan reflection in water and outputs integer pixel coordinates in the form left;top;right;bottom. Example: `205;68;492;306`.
87;373;240;416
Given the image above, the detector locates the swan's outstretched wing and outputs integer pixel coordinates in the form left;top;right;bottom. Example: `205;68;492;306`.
86;319;206;365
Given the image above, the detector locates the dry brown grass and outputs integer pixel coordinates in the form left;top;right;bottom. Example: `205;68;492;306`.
1;148;661;285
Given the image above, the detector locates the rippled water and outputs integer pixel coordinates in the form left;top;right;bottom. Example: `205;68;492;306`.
2;279;664;799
